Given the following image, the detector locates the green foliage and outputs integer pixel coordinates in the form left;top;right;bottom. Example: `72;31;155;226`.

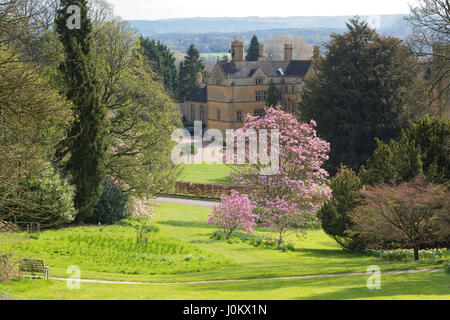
177;44;205;101
140;37;178;96
266;80;278;108
360;137;423;185
301;18;419;174
405;117;450;183
56;0;107;221
45;15;181;199
360;117;450;185
0;166;76;228
317;166;365;252
245;35;260;61
88;177;129;225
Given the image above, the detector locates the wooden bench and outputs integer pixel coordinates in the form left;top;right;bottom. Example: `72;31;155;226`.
19;259;49;279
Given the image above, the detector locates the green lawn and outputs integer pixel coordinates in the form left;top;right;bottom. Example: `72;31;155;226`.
2;271;448;300
178;163;233;185
1;202;448;299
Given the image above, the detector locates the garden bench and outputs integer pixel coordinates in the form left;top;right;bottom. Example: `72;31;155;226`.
19;259;49;279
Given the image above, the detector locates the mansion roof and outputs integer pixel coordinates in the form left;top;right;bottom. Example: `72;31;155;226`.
219;60;312;79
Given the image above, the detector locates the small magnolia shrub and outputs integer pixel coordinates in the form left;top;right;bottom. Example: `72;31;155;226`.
207;190;257;239
89;177;129;225
130;198;154;244
0;166;76;227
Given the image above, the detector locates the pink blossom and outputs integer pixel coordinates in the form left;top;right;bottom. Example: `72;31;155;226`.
207;190;257;239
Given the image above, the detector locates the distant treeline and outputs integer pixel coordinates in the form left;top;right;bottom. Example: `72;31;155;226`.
128;15;412;53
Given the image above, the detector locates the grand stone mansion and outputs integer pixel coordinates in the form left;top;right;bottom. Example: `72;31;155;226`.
181;37;318;133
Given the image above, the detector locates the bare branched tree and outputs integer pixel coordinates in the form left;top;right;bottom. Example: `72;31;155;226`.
350;177;450;260
407;0;450;112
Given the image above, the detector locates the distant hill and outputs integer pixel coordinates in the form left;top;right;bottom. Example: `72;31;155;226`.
127;15;412;53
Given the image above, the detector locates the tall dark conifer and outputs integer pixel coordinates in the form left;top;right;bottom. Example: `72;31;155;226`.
140;37;178;96
177;44;204;101
55;0;107;222
301;18;419;175
266;80;278;108
246;35;260;61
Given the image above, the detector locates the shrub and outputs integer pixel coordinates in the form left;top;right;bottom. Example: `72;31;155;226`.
207;191;257;239
317;166;366;252
350;177;450;260
0;166;76;228
445;262;450;274
360;117;450;185
89;177;129;225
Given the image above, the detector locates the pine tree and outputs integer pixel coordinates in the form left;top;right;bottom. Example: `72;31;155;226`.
177;44;205;101
246;35;260;61
140;37;178;97
55;0;107;222
266;80;278;108
300;18;418;175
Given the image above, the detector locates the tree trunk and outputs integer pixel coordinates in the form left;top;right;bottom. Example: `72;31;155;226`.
278;229;284;246
413;245;420;261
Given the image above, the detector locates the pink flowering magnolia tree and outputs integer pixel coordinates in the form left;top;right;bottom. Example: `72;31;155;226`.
207;190;257;239
225;106;332;244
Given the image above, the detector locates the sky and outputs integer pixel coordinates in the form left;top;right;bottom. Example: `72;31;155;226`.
107;0;421;21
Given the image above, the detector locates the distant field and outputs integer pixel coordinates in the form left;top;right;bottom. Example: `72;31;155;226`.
178;163;234;185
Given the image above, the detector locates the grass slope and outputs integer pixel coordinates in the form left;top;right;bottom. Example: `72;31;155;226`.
178;163;233;185
1;202;448;299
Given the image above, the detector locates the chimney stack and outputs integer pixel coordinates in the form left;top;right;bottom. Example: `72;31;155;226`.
258;44;265;61
284;43;293;61
231;36;244;63
313;46;321;60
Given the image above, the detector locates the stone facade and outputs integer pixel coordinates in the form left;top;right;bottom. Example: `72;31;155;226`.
183;38;317;133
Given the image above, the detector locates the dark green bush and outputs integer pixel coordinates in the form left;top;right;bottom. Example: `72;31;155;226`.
360;117;450;185
0;166;76;228
317;166;366;252
89;177;129;225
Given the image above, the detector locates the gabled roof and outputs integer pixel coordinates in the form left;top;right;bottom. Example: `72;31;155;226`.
218;60;312;79
284;60;312;77
185;84;207;103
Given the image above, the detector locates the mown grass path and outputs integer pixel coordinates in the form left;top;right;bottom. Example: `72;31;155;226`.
38;268;444;285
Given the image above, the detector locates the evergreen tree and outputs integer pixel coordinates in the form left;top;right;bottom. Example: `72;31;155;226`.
55;0;107;222
246;35;260;61
266;80;278;108
140;37;178;97
300;18;419;174
177;44;205;101
360;117;450;185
